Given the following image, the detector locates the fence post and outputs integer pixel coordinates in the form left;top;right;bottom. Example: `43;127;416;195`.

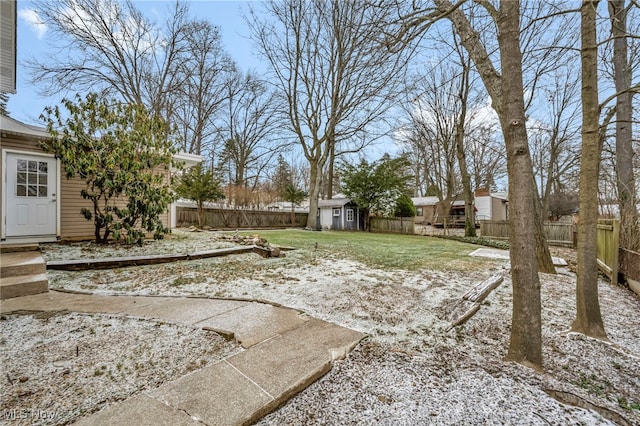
612;220;619;286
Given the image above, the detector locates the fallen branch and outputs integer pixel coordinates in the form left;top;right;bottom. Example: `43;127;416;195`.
447;304;481;331
446;274;504;332
462;275;504;303
543;389;632;426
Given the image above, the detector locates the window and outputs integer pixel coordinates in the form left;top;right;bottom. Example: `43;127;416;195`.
16;159;48;198
346;208;354;222
416;207;423;216
333;208;341;217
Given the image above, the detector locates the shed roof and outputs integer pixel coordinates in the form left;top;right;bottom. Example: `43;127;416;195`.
318;195;353;208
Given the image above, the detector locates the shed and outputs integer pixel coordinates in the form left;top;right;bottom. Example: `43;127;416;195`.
317;195;364;231
1;115;201;243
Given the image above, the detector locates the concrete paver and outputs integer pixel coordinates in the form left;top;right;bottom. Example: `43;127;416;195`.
150;360;274;426
73;394;199;426
195;302;309;348
281;317;366;361
0;291;168;314
124;297;248;326
227;332;333;399
469;247;569;266
2;290;366;425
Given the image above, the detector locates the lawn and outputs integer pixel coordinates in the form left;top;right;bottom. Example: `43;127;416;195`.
18;228;640;424
243;229;494;271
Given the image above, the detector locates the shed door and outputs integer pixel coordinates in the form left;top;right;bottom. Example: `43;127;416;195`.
332;207;342;229
5;152;58;237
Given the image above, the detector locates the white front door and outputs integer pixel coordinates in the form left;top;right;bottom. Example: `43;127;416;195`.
5;152;58;237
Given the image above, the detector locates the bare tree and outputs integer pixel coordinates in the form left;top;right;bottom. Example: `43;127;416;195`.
529;65;582;218
219;72;282;206
465;120;507;192
404;64;462;221
172;20;236;157
452;38;477;236
609;0;639;251
572;0;608;340
386;0;563;368
30;0;190;116
248;0;412;229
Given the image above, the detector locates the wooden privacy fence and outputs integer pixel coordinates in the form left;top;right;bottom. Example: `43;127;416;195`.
176;207;308;229
596;219;619;286
479;220;574;247
370;217;415;234
619;248;640;295
480;218;637;290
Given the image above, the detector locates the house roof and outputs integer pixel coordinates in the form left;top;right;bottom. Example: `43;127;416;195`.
411;196;439;206
2;115;203;168
318;195;353;208
173;152;203;169
491;192;508;201
0;115;50;139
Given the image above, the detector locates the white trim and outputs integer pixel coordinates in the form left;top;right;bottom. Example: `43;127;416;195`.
2;149;60;240
0;115;49;138
172;152;204;170
346;208;354;222
332;207;341;217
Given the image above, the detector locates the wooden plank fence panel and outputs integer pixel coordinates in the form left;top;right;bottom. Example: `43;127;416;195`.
370;217;415;234
480;220;510;239
596;219;619;285
481;219;631;288
480;220;574;247
176;207;308;229
619;248;640;281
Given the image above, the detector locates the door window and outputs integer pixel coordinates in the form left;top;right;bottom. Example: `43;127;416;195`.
16;159;48;198
346;208;354;222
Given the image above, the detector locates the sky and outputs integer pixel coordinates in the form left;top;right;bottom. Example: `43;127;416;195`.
7;0;261;126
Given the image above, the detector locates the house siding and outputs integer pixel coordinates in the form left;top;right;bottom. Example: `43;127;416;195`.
59;165;170;241
475;196;492;221
1;131;170;241
491;197;508;221
0;0;16;93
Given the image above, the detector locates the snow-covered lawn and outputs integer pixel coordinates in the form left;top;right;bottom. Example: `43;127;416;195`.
4;229;638;425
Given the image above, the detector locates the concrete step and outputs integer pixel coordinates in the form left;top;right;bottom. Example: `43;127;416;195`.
0;273;49;300
0;243;40;254
0;251;46;278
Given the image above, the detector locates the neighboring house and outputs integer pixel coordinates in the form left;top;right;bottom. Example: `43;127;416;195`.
1;115;201;243
474;188;508;221
317;194;364;231
412;196;439;225
411;196;468;225
412;189;508;225
265;201;309;213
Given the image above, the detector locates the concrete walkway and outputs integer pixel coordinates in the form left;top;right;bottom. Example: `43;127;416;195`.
1;291;365;425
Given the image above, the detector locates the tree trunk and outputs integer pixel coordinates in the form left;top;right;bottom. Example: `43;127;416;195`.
609;0;639;251
306;160;322;229
435;0;544;368
455;53;476;237
571;0;608;340
327;143;335;199
533;193;556;274
497;0;543;370
197;201;204;228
